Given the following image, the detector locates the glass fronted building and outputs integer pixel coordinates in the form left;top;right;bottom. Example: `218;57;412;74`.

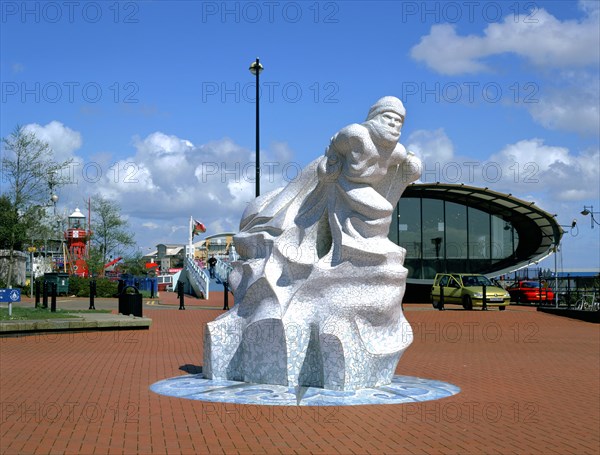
390;183;563;288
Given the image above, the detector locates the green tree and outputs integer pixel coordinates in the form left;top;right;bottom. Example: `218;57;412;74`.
90;196;135;269
0;196;23;250
121;251;148;276
1;126;71;286
85;246;106;278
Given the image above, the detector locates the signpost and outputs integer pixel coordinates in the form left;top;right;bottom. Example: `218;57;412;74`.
0;288;21;317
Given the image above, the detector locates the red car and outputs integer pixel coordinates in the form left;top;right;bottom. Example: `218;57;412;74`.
508;281;555;303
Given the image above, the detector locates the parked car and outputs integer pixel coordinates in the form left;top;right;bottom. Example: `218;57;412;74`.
507;280;554;303
431;273;511;310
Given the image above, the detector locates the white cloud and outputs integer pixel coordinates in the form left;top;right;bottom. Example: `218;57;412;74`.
23;121;82;162
483;139;599;202
134;131;194;157
410;8;599;75
490;138;572;171
579;0;600;17
406;128;455;164
410;131;599;209
527;72;600;135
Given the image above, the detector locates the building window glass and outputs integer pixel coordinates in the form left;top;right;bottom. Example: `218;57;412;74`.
398;198;422;278
468;207;491;272
398;199;421;258
445;201;468;259
468;207;490;259
422;199;444;279
491;215;512;260
394;193;538;280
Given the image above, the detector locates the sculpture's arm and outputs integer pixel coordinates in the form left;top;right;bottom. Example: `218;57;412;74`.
390;143;408;165
326;125;378;182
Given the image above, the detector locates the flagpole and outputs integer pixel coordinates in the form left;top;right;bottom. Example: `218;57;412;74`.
189;216;193;258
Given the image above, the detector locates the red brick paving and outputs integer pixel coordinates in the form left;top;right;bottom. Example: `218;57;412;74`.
1;294;598;455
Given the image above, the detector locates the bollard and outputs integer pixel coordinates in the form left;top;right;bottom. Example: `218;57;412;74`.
117;279;125;297
223;282;229;311
35;281;41;308
178;282;185;310
439;284;445;311
89;279;96;310
42;281;48;309
150;278;155;299
482;284;488;311
538;274;543;306
50;283;57;312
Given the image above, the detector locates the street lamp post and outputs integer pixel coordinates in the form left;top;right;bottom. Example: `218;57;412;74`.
554;219;577;308
249;58;264;198
581;205;600;229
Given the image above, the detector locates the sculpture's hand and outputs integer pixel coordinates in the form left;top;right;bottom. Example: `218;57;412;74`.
389;143;408;165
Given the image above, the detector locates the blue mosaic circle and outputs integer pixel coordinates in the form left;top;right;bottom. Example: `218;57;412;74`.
150;375;460;406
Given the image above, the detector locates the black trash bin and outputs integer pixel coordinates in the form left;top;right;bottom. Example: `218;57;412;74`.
43;272;70;296
118;286;143;317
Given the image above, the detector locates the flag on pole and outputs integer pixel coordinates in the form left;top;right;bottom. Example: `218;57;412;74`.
192;219;206;237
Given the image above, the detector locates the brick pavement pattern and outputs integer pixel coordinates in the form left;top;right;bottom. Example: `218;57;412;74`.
1;293;598;455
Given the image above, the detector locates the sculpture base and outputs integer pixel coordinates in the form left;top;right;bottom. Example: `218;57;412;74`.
150;374;460;406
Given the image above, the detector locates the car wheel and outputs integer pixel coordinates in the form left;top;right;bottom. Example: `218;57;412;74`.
498;305;506;311
432;299;438;309
462;295;473;311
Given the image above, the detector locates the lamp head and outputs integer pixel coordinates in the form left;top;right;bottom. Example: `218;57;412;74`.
249;59;263;75
581;208;590;216
571;219;577;228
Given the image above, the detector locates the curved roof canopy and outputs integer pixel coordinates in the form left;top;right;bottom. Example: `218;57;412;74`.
401;183;563;279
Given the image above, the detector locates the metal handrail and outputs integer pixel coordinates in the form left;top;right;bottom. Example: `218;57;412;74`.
215;259;234;284
184;256;210;299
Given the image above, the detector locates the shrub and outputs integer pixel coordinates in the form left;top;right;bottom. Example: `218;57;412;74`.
68;277;118;298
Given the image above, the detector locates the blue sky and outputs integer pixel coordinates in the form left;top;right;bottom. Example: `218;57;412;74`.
1;0;599;271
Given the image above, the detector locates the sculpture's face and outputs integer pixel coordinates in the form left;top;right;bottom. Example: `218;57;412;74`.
370;111;404;144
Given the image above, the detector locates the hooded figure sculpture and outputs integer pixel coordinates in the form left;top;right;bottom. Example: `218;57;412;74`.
203;96;422;391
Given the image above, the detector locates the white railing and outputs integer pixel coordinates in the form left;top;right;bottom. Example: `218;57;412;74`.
185;256;210;299
215;259;234;284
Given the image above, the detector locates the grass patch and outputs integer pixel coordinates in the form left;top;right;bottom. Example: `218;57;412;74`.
0;307;110;321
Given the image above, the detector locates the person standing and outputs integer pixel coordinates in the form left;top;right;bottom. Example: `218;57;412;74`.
208;255;217;279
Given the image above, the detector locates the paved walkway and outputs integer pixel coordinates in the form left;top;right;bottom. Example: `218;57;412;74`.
1;294;598;454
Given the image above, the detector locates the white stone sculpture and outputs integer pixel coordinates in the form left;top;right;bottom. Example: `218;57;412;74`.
203;96;422;391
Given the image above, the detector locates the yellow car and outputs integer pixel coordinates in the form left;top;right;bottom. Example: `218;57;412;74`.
431;273;510;310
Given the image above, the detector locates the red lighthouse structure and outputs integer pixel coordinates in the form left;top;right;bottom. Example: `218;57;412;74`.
64;208;90;277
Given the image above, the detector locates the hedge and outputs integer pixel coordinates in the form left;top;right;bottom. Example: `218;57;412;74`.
68;276;118;298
